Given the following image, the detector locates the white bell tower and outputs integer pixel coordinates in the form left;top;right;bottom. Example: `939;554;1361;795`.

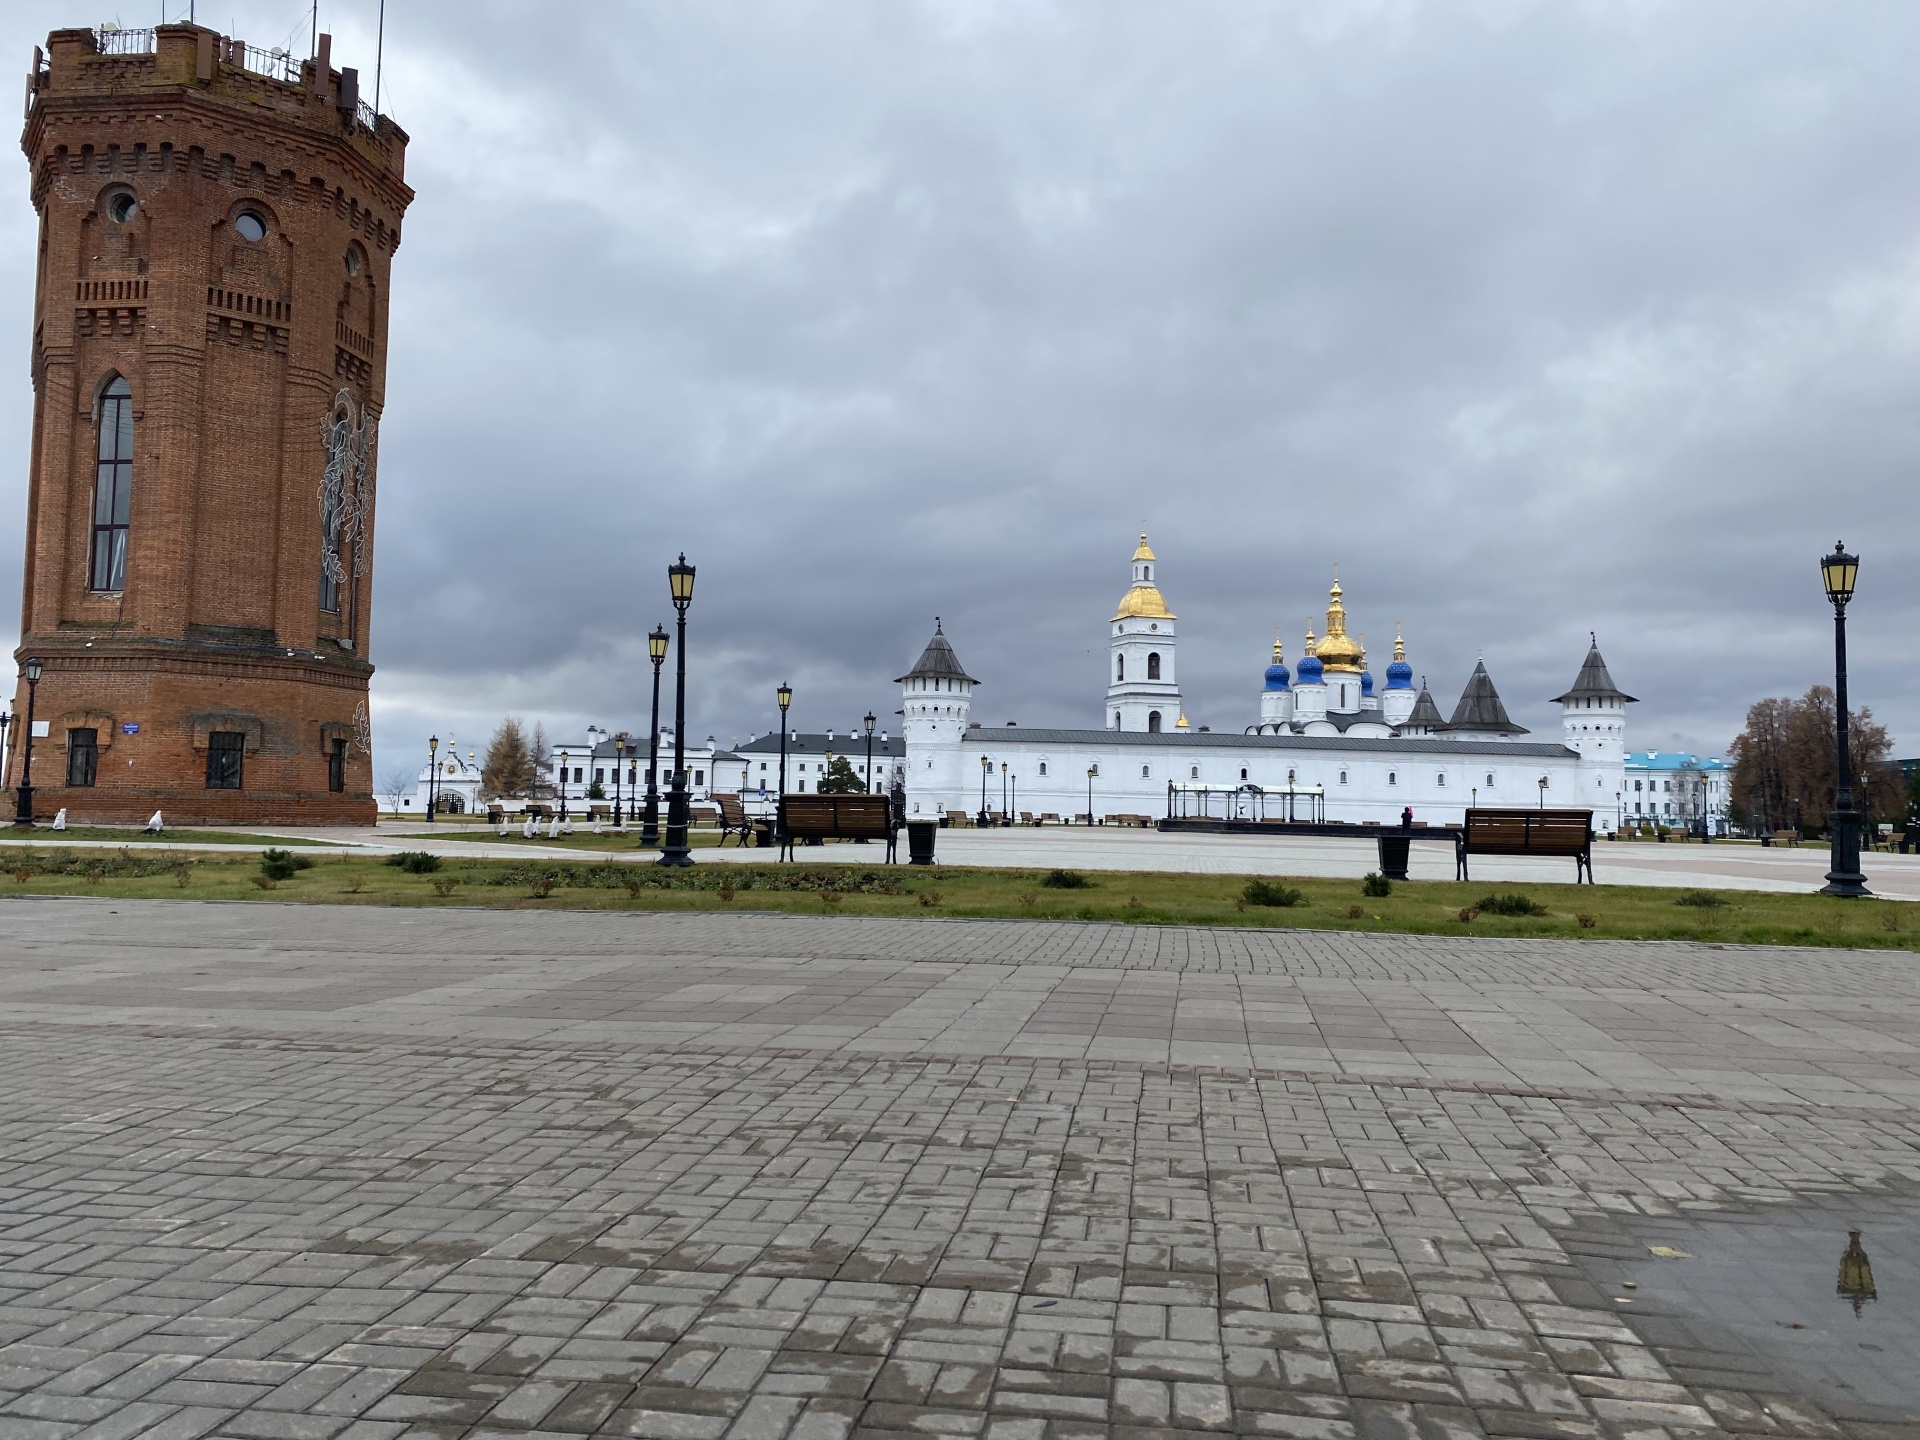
1106;534;1182;732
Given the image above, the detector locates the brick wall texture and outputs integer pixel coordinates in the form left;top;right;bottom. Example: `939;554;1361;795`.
8;24;413;824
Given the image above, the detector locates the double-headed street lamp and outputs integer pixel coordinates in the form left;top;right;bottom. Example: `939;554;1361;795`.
1819;542;1869;897
864;711;877;793
641;624;668;846
659;555;696;867
14;657;43;826
426;735;440;823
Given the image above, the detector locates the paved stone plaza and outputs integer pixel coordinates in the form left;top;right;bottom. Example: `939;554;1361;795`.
2;899;1917;1440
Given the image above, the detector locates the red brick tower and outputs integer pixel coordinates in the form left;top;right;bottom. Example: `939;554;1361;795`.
10;24;412;824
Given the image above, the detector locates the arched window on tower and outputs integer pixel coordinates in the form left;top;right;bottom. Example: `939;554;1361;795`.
1147;652;1161;680
1116;655;1124;682
89;376;134;591
1147;711;1161;732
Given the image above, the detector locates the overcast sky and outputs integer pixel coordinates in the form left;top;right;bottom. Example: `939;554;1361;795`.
3;0;1916;780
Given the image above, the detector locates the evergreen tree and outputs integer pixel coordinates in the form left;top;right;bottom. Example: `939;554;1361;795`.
816;755;867;794
481;717;536;797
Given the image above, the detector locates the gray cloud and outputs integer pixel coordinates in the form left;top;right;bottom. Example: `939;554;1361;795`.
2;0;1914;773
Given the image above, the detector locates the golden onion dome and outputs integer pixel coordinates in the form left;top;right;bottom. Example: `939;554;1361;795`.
1175;713;1191;729
1114;585;1175;621
1115;531;1175;620
1316;578;1366;673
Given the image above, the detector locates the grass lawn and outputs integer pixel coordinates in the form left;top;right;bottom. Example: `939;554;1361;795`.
0;825;338;847
387;828;738;851
0;847;1913;948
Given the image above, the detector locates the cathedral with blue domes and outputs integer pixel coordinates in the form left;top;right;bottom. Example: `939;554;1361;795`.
901;535;1634;830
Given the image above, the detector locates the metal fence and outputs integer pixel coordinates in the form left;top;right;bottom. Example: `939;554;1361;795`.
236;43;302;84
94;27;156;55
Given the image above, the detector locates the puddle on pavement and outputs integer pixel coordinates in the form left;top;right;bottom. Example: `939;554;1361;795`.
1558;1194;1920;1424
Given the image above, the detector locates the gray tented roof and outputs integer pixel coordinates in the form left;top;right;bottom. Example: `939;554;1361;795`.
896;621;978;685
1444;661;1529;735
958;727;1576;759
1552;642;1637;704
1403;686;1447;729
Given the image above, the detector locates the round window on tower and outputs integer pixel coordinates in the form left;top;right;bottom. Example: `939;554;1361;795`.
234;210;268;243
105;189;137;224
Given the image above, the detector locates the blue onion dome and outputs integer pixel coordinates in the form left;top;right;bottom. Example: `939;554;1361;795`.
1263;662;1289;691
1296;654;1324;684
1360;670;1375;697
1384;629;1414;689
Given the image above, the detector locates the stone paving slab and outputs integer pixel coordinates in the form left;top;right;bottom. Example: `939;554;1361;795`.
1;900;1917;1439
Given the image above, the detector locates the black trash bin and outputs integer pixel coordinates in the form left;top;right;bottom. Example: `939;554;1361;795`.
906;820;937;866
1375;833;1411;882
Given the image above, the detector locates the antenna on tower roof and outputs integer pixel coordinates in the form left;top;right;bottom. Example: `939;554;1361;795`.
373;0;385;115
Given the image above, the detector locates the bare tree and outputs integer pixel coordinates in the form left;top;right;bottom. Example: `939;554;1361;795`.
1730;686;1896;833
378;764;416;817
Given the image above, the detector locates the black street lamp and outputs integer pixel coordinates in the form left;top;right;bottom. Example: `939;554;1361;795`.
776;682;793;845
1819;542;1869;897
864;711;877;793
659;554;696;867
556;749;569;823
642;624;668;846
427;735;439;823
0;707;12;795
611;736;624;827
1000;762;1008;825
14;657;43;826
1086;765;1096;826
979;753;991;827
1010;771;1017;823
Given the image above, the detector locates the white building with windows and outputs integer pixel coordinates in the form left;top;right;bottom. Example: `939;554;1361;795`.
901;536;1635;830
1623;750;1731;834
546;726;721;810
712;729;906;802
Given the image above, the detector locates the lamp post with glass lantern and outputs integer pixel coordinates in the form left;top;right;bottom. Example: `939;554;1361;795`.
979;754;991;827
641;624;668;846
1819;542;1869;897
1086;765;1095;826
1537;776;1547;810
1010;772;1017;823
0;706;12;794
13;658;43;825
1000;762;1008;825
426;735;439;823
775;683;793;846
556;749;569;822
610;736;624;826
863;711;876;793
659;555;697;867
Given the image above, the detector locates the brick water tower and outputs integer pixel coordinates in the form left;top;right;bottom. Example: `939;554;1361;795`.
8;23;411;823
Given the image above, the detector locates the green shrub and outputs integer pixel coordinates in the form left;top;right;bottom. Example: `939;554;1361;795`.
1475;892;1548;916
1676;890;1727;908
1361;872;1392;898
1041;869;1092;889
259;848;314;881
385;851;442;874
1243;879;1303;908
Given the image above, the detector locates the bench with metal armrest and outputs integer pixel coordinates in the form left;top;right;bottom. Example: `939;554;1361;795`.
1456;808;1594;884
779;793;898;862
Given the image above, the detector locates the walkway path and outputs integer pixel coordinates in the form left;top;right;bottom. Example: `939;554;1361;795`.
0;901;1915;1437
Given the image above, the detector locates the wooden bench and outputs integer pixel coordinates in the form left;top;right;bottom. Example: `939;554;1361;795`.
1456;808;1594;884
945;809;972;828
713;794;758;848
779;793;898;862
